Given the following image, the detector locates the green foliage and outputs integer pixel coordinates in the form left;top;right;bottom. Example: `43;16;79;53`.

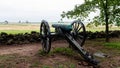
61;0;120;42
86;21;101;28
104;42;120;49
61;0;120;26
116;22;120;26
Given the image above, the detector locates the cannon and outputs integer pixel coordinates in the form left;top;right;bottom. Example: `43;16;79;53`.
40;20;99;66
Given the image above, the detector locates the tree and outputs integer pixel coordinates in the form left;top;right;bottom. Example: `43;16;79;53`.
61;0;120;42
4;20;8;24
116;23;120;26
18;20;21;23
86;21;101;28
26;20;29;24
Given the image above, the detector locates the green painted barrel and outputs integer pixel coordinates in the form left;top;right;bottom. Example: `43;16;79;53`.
52;24;72;31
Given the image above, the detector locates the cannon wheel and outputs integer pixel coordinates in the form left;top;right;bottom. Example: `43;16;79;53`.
71;20;86;47
40;20;51;53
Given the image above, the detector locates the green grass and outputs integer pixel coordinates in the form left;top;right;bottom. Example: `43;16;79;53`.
0;54;30;68
52;47;77;56
39;47;77;56
30;61;40;68
86;26;120;32
104;42;120;49
0;24;120;34
41;64;75;68
0;24;40;34
0;30;39;34
42;66;50;68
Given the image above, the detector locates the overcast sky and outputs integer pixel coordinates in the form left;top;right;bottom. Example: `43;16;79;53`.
0;0;85;22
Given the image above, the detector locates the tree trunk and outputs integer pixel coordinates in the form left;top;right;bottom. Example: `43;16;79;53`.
105;0;109;42
105;14;109;42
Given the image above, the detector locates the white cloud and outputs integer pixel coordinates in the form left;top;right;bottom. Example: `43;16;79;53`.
0;0;84;22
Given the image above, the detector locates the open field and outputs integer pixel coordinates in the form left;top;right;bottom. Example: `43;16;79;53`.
86;26;120;32
0;24;40;34
0;24;120;34
0;24;55;34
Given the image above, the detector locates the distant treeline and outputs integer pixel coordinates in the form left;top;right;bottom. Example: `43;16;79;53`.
0;22;40;24
0;21;71;24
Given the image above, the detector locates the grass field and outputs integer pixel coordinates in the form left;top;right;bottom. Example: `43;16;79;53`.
0;24;120;34
0;24;39;34
104;42;120;49
86;26;120;32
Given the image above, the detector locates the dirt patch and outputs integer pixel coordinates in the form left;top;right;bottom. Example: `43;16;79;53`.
0;39;120;68
0;43;41;56
0;40;68;56
38;54;94;68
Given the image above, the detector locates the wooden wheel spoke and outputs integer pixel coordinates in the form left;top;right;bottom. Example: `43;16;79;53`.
72;23;76;32
77;25;82;32
71;20;86;47
75;22;77;29
76;22;80;31
73;23;76;29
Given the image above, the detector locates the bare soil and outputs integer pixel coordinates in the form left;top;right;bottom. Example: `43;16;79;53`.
0;43;40;56
0;39;120;68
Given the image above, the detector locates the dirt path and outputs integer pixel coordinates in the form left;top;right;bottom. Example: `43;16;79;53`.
0;40;68;56
0;40;120;68
0;43;41;56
